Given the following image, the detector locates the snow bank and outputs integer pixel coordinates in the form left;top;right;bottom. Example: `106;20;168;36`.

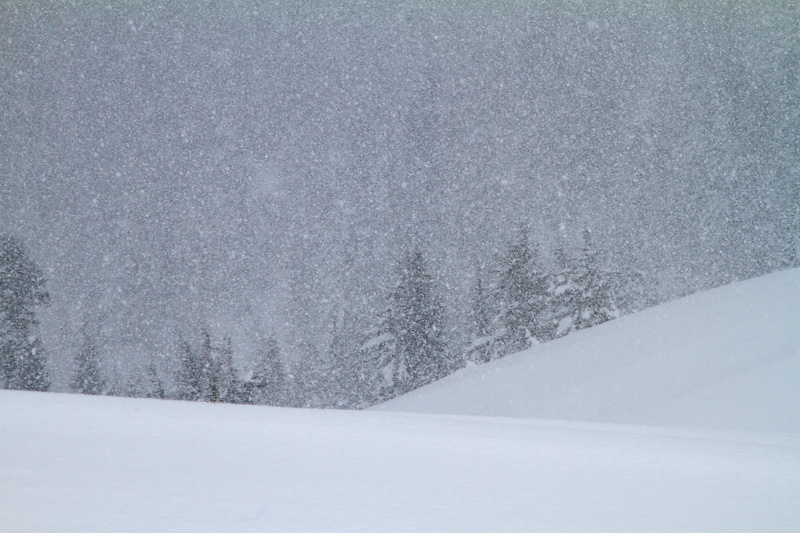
375;268;800;432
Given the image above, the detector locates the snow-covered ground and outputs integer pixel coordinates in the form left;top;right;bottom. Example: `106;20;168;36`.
2;269;799;531
3;391;798;532
376;268;800;433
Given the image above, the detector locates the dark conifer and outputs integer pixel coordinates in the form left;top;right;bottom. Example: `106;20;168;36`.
495;225;546;354
71;327;106;395
385;248;447;395
0;236;50;391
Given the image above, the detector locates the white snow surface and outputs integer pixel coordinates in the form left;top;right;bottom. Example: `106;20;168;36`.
2;269;799;531
376;268;800;433
2;391;799;532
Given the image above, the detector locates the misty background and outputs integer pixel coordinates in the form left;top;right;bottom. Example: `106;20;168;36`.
1;1;797;390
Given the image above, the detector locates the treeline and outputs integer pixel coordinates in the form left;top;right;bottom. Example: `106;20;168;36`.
1;229;647;408
328;225;647;406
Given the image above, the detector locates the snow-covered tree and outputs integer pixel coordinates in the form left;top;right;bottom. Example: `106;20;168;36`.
382;249;448;397
244;333;287;406
359;309;399;403
571;230;617;330
175;339;202;401
325;313;372;408
143;361;165;399
208;336;239;403
326;234;387;408
495;225;547;354
465;263;501;363
0;236;50;391
547;229;646;338
175;329;240;403
70;327;106;395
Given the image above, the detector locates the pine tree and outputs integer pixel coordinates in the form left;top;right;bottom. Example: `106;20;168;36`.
175;329;241;403
127;360;165;399
544;245;579;339
548;229;646;337
290;340;335;408
0;236;50;391
175;339;201;401
326;314;369;408
70;327;106;395
359;309;398;403
326;227;385;408
245;333;287;406
495;225;546;354
175;329;214;402
384;248;447;396
466;263;500;363
208;336;239;403
144;361;165;399
571;229;624;331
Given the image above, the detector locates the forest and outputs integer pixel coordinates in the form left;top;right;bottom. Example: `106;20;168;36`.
1;2;797;405
2;226;650;408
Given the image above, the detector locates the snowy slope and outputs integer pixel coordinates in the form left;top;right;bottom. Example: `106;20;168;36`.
375;268;800;433
2;270;799;531
2;390;799;532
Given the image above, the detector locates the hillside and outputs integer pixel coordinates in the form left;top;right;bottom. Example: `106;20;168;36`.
375;268;800;433
1;270;798;531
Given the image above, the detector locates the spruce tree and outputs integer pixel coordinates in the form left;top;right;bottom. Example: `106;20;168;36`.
466;263;499;363
548;229;646;337
70;327;106;395
385;248;447;395
327;230;385;407
359;309;398;403
246;333;287;406
127;360;165;399
175;329;241;403
208;336;239;403
496;225;546;354
0;236;50;391
144;361;165;399
572;229;614;330
327;314;369;408
175;339;202;401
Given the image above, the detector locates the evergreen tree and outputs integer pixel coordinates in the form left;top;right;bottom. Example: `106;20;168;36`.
572;229;616;330
127;360;165;399
495;225;546;354
175;329;211;401
175;339;202;401
359;309;398;403
544;246;580;339
208;336;239;403
245;333;287;406
144;361;165;399
466;263;500;363
175;328;239;403
325;228;388;408
548;229;646;337
383;249;447;397
0;236;50;391
70;327;106;395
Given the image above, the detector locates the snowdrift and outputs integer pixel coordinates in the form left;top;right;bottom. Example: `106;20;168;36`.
375;268;800;433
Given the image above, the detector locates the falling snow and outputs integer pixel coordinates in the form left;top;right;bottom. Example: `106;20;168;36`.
1;3;797;397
